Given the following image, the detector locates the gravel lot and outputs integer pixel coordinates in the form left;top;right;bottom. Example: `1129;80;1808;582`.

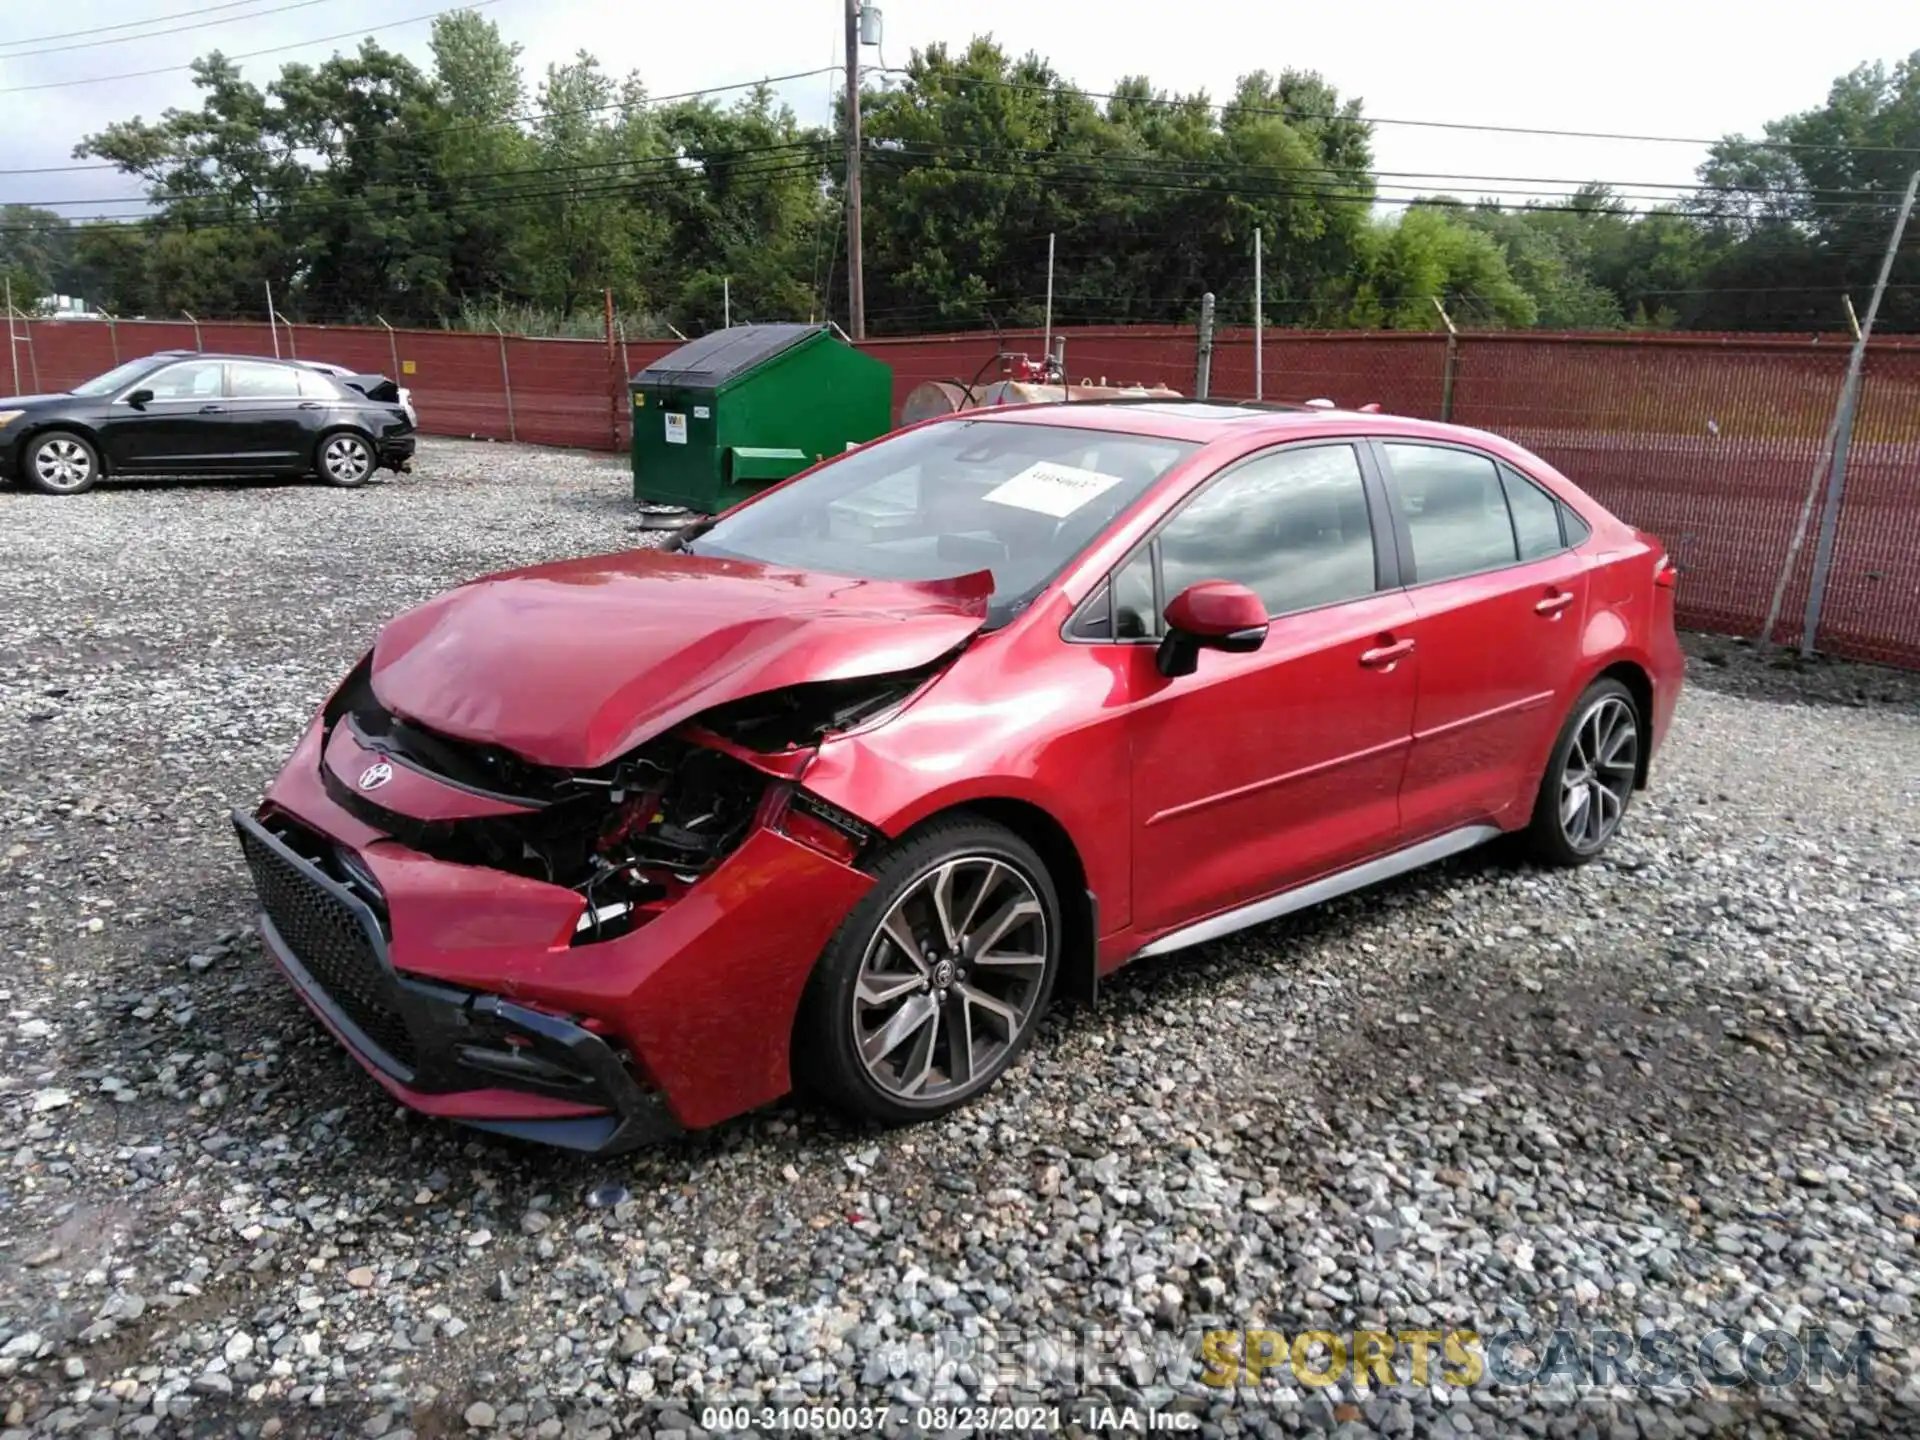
1;440;1917;1439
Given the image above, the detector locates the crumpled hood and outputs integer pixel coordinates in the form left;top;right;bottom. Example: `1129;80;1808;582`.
369;548;990;769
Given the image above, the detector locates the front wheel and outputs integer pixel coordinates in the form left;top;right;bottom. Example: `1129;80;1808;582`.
1526;678;1641;866
24;430;101;496
316;431;375;488
797;817;1060;1125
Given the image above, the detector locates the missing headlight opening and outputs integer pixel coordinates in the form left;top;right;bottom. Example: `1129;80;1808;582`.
321;658;890;947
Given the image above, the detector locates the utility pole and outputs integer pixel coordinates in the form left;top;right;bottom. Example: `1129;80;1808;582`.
1799;167;1919;658
843;0;866;340
1253;229;1264;402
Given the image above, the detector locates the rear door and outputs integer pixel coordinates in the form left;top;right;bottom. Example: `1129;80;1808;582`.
1117;440;1420;938
1374;440;1593;837
222;360;312;470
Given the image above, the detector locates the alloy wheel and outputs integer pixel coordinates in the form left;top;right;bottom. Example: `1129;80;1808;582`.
33;438;93;492
1559;695;1638;853
852;855;1050;1102
323;435;372;484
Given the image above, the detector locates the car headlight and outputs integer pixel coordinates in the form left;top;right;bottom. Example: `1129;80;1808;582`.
0;410;23;429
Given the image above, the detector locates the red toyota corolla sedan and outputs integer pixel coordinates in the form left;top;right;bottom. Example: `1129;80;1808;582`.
234;400;1683;1153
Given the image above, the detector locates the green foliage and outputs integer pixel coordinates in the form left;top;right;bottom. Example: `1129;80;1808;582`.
28;27;1919;336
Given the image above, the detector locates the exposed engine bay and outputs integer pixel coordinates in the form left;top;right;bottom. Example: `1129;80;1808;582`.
316;657;918;944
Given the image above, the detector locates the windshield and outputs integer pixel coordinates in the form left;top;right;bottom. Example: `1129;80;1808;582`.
689;419;1197;625
71;357;164;398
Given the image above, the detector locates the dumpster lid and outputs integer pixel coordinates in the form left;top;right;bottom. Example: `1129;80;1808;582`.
632;323;823;389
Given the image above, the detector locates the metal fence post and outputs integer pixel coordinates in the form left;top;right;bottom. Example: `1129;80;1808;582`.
105;312;119;364
1801;167;1919;658
376;315;400;381
617;319;632;452
1194;292;1215;399
4;278;17;396
1433;297;1459;423
604;289;621;451
493;323;517;443
182;310;202;352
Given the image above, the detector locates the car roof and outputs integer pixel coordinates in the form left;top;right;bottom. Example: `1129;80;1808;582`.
959;398;1485;448
148;351;307;365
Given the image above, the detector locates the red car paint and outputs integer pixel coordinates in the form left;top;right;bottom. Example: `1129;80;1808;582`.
369;548;991;770
245;404;1684;1148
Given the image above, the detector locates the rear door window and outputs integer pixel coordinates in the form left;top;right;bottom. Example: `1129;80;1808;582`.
1380;443;1519;583
1500;463;1567;560
226;362;303;400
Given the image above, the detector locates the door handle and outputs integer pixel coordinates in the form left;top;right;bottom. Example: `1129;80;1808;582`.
1359;637;1416;668
199;404;224;413
1535;591;1575;616
298;401;322;410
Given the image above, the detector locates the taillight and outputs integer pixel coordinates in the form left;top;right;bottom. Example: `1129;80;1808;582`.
1654;555;1678;590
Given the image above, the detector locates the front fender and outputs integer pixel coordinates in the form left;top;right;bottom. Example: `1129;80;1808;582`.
10;420;109;477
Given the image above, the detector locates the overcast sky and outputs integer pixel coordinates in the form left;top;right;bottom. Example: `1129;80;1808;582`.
2;0;1913;217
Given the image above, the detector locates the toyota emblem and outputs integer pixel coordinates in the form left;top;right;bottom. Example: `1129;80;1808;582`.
357;761;394;792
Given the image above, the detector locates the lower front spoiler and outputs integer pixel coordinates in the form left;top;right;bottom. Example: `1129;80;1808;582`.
233;810;682;1156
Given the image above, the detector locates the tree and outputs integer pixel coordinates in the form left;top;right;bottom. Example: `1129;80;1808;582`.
1348;206;1537;329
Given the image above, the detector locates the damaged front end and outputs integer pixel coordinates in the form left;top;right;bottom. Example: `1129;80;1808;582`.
315;654;938;941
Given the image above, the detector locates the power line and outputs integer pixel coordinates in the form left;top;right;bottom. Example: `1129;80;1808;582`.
0;0;505;94
0;153;831;239
9;140;831;213
871;67;1920;160
0;0;332;59
0;67;839;181
0;0;299;49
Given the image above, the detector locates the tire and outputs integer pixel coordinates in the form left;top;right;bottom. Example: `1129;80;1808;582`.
1525;678;1641;867
22;430;101;496
315;430;376;488
796;816;1061;1125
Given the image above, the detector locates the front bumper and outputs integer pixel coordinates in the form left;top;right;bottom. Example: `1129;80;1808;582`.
233;715;874;1148
234;810;682;1153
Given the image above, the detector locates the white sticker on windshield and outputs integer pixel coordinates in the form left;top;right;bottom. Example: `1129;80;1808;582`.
981;462;1125;519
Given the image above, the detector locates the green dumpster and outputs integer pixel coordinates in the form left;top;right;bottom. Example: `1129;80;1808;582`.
629;323;893;512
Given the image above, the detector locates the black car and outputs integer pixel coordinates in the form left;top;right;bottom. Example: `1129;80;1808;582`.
0;352;417;496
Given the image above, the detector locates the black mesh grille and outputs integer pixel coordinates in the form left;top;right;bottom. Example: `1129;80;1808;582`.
238;825;418;1072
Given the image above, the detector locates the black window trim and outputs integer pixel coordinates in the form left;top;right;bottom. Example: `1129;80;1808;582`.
1368;437;1591;591
1063;437;1399;644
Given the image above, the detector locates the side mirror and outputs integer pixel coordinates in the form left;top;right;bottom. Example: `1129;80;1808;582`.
1156;580;1269;679
125;388;153;409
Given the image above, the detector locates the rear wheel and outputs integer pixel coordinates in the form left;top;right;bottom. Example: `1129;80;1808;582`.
316;430;375;488
1526;678;1641;866
24;430;100;496
797;817;1060;1124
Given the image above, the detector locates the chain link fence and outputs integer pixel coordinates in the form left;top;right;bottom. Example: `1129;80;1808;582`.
8;315;1918;670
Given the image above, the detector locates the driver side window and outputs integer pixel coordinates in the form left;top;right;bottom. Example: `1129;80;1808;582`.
1085;443;1382;641
1158;444;1378;619
139;361;224;401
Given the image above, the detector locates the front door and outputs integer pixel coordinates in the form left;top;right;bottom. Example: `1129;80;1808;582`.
1126;441;1419;939
99;358;230;471
1374;440;1593;837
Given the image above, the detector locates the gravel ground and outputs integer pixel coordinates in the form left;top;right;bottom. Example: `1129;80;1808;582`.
1;440;1916;1439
